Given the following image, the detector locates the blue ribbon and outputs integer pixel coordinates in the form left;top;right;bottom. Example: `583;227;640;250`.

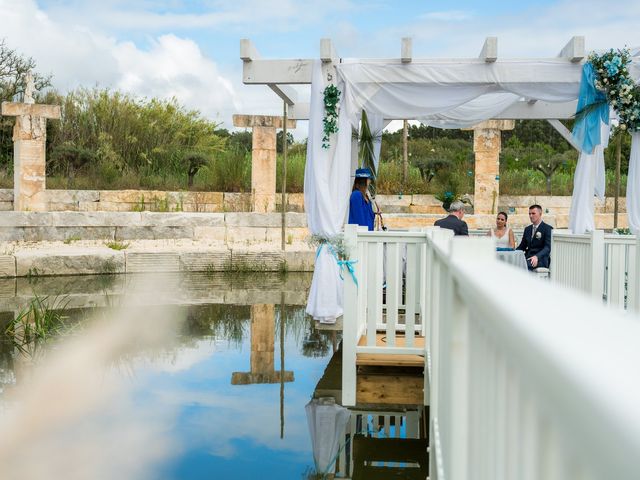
572;62;609;154
337;259;359;287
315;243;359;287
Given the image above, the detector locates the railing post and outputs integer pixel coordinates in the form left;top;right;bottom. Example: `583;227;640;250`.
630;235;640;314
342;223;359;406
447;237;494;480
550;230;558;282
590;230;605;301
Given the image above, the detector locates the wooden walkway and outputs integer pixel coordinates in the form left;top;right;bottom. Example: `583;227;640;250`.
356;333;425;368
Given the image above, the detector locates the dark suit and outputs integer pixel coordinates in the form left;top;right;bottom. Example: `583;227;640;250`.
517;221;553;269
434;214;469;236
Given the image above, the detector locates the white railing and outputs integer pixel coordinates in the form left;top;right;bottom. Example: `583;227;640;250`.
551;230;640;311
340;226;640;479
342;224;427;406
425;232;640;480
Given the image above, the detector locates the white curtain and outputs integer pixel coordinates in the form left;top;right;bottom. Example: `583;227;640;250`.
569;121;610;234
627;132;640;234
305;399;350;475
304;61;353;322
365;111;384;172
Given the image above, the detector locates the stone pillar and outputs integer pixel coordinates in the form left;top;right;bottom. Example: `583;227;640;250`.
1;102;60;212
471;120;515;215
230;303;294;385
232;115;296;213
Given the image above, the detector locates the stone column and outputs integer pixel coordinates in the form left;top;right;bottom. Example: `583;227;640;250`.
471;120;515;215
230;303;294;385
232;115;296;213
1;101;60;212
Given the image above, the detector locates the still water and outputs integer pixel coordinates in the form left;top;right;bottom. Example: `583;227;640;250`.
0;272;338;479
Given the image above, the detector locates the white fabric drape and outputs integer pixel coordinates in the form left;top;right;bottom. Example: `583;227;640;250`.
337;61;582;129
627;132;640;234
304;61;353;322
365;111;384;172
569;121;610;234
305;399;350;474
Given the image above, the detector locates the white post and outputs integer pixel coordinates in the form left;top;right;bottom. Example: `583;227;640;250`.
342;223;359;406
590;230;605;300
630;235;640;314
448;237;494;480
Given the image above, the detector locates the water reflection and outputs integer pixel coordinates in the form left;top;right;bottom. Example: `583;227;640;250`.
0;272;339;480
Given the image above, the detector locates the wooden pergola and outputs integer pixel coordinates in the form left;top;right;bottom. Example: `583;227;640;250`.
239;36;585;215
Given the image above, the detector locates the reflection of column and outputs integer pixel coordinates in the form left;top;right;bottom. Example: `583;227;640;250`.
231;304;294;385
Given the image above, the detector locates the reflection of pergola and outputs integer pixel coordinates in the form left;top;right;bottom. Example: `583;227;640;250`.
231;304;293;385
240;36;584;215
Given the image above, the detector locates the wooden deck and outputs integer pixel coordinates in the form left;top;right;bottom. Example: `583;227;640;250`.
356;333;425;368
314;345;425;406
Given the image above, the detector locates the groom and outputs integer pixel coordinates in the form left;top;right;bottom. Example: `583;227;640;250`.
517;204;553;270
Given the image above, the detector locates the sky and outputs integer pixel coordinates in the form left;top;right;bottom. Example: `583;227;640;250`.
1;0;640;138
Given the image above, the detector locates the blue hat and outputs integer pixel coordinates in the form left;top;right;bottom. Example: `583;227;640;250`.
355;167;373;179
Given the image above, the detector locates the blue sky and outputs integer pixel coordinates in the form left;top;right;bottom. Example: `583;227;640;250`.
1;0;639;136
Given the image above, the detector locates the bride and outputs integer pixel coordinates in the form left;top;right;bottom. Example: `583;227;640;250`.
489;211;515;249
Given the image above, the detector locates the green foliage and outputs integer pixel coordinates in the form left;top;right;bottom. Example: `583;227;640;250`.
322;84;340;148
276;153;306;193
105;240;130;251
4;294;70;355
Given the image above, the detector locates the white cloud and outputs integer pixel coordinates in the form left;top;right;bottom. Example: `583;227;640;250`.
420;10;473;22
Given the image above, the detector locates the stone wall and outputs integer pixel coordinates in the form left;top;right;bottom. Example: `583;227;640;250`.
0;189;625;217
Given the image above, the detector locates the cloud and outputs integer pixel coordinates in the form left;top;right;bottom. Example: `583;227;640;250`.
420;10;473;22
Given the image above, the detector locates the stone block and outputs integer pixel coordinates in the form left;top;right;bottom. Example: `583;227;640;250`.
223;193;252;212
0;202;13;211
231;250;284;271
226;227;267;244
100;189;153;204
46;190;100;203
114;226;194;240
180;250;231;272
193;226;226;243
225;212;282;228
284;251;315;271
232;114;296;129
408;205;446;214
275;193;305;212
50;212;141;227
15;250;125;277
48;202;78;212
125;252;181;273
0;189;14;202
78;201;100;212
376;194;412;207
410;194;440;206
252;193;276;213
139;212;224;227
0;255;15;277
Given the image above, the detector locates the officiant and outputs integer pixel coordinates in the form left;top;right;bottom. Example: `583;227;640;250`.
348;168;375;231
517;204;553;270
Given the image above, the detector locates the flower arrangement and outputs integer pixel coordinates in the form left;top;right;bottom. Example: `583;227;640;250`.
589;49;640;132
322;85;341;148
308;233;347;260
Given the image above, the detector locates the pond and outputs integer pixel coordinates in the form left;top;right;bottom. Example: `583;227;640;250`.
0;272;340;480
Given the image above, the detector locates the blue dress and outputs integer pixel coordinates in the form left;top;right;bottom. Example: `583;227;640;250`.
348;190;375;231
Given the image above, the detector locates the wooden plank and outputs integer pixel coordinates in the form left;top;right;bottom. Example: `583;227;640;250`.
357;374;424;405
357;334;425;367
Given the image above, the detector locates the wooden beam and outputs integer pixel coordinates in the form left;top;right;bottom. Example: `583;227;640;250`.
287;100;578;120
268;84;297;106
479;36;497;63
547;119;582;151
240;38;259;62
401;37;412;63
559;36;585;63
320;38;337;63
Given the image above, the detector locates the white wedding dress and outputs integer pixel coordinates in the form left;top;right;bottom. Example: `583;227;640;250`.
491;228;512;248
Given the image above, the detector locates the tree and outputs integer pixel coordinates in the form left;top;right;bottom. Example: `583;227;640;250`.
524;143;575;194
276;130;294;152
0;38;51;101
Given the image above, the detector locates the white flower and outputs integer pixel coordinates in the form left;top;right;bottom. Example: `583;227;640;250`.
621;124;627;130
535;231;542;239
